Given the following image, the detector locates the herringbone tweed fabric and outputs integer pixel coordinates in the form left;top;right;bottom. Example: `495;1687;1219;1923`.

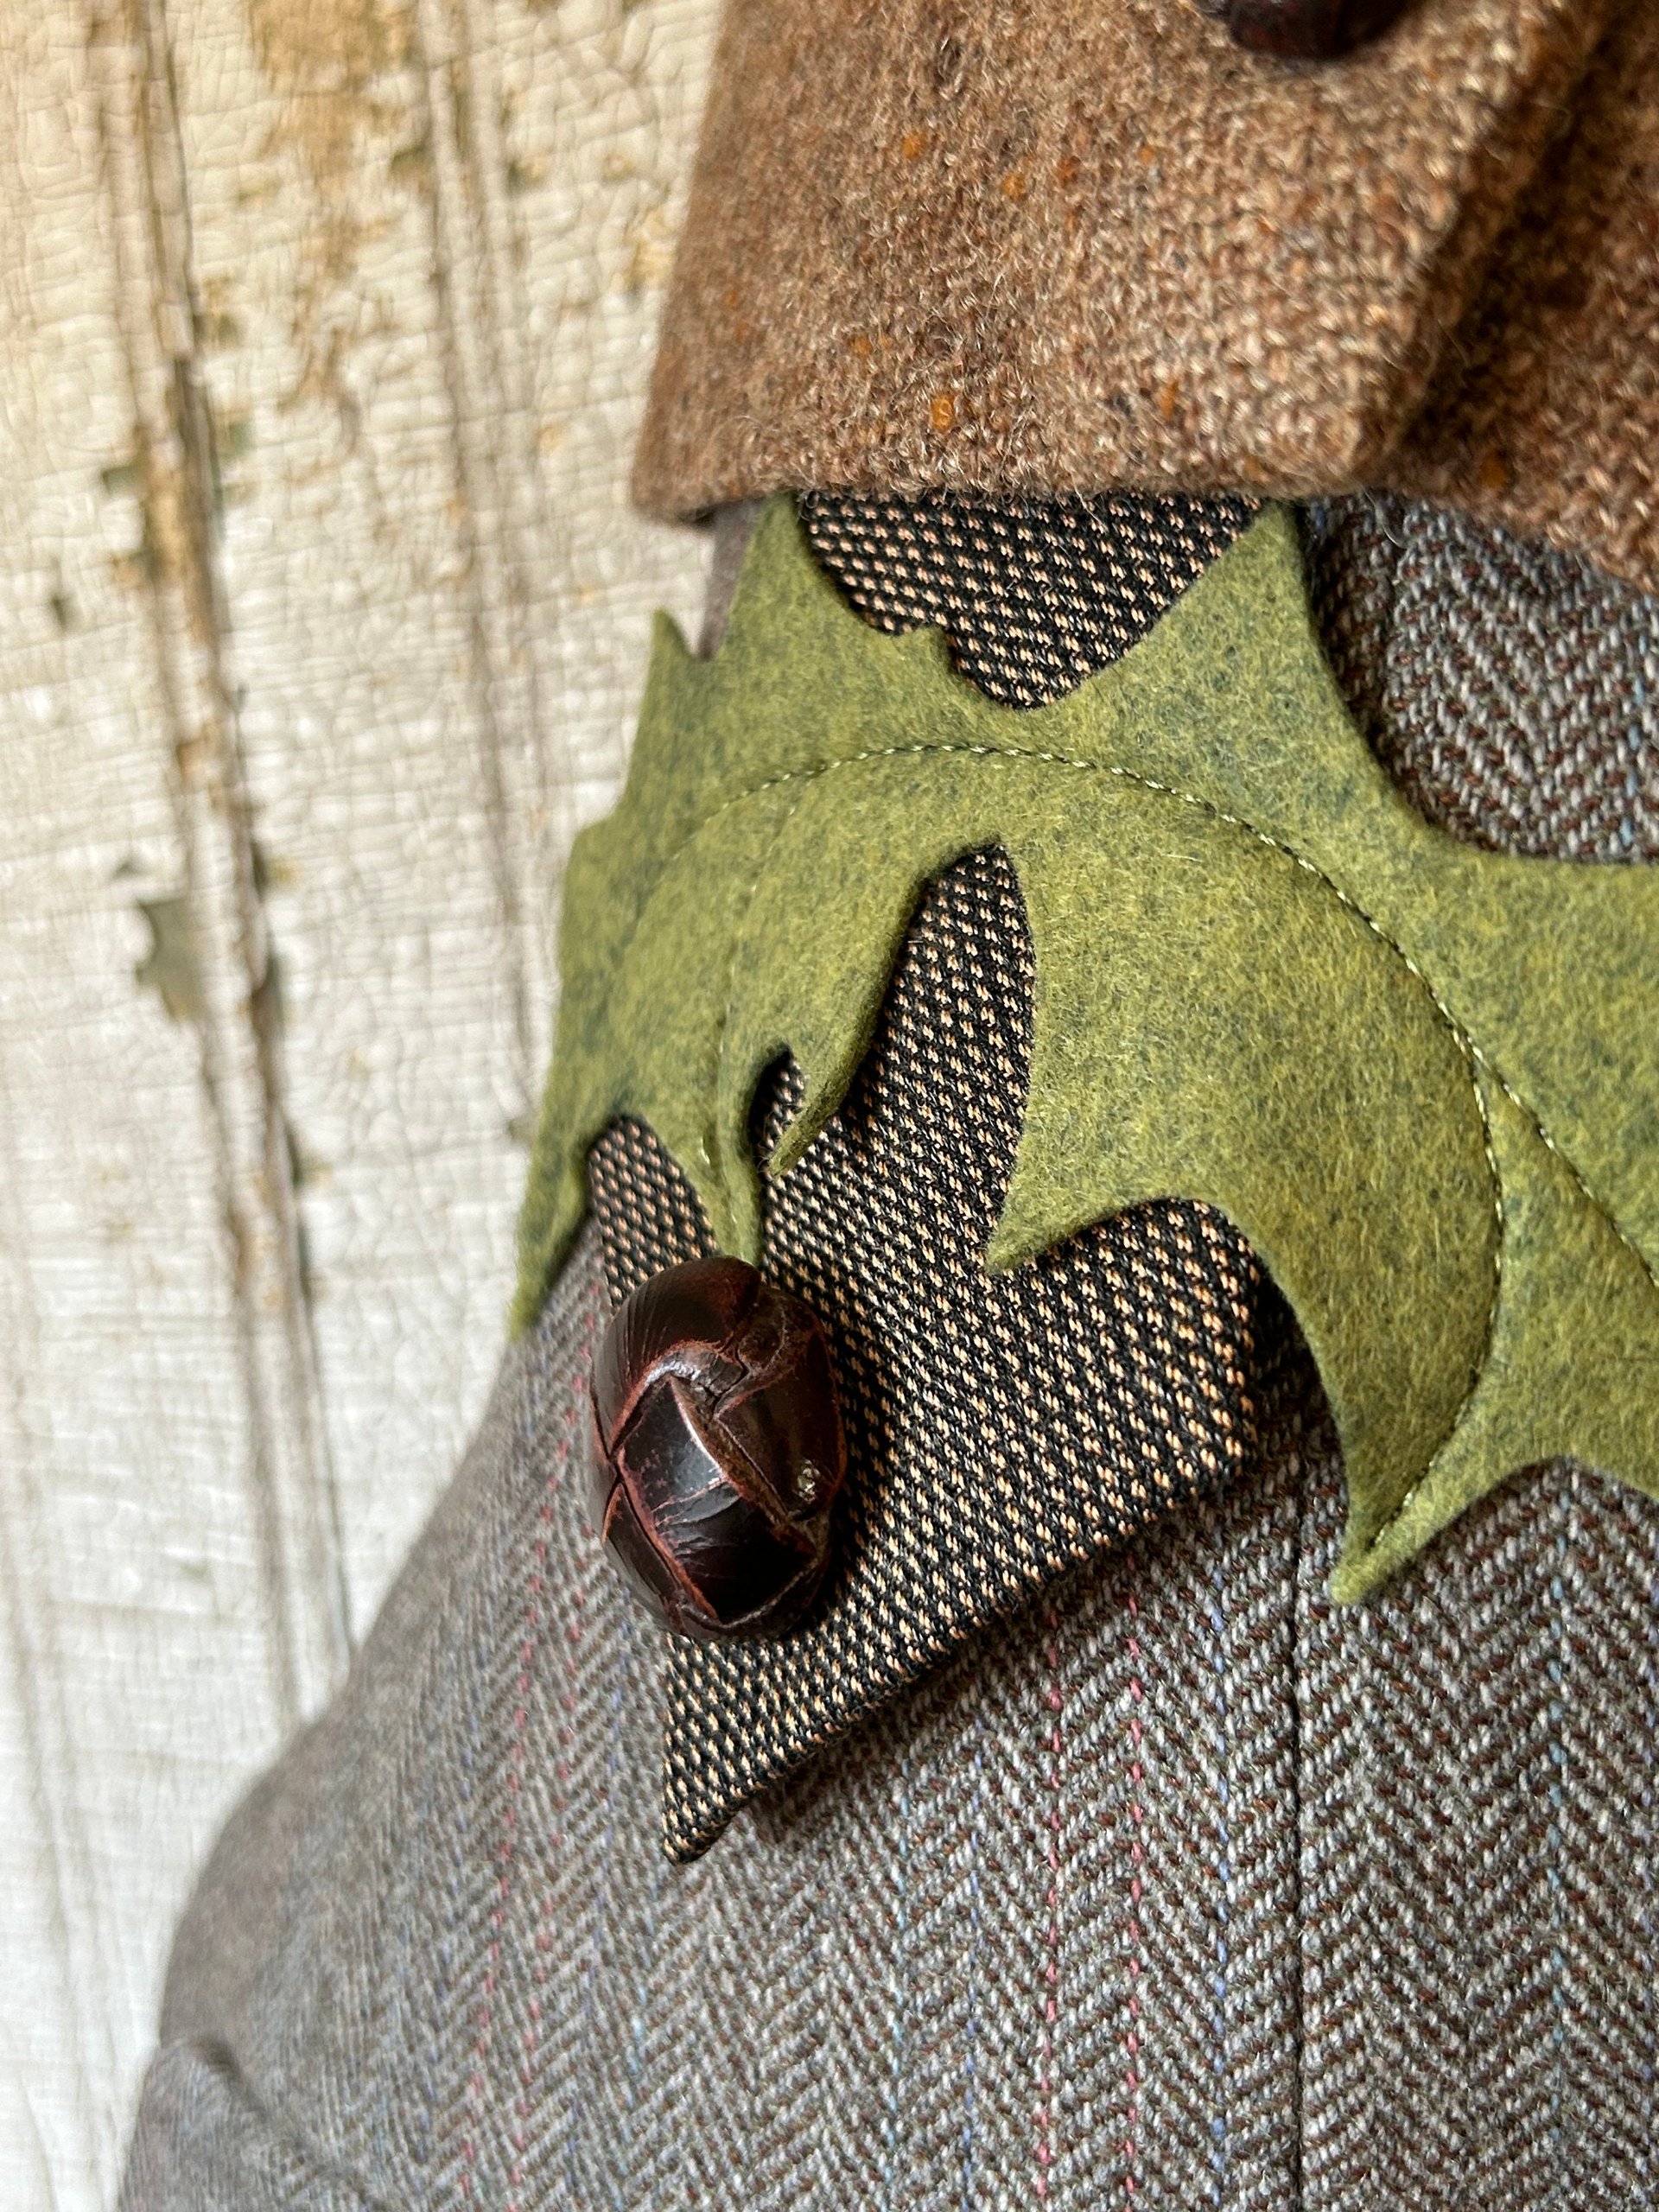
122;1240;1659;2209
121;2046;367;2211
1304;493;1659;861
122;491;1659;2206
1296;1460;1659;2207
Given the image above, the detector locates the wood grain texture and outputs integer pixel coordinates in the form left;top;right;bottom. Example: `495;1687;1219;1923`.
0;1;717;2202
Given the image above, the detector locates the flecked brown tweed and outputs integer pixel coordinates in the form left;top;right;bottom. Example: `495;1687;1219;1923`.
1385;0;1659;599
632;0;1659;593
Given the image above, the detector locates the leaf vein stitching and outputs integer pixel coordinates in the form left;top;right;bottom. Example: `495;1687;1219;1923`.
709;782;816;1182
631;737;1501;1548
607;733;1652;1546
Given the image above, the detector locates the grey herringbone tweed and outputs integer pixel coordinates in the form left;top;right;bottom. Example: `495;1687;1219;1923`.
121;1238;1659;2209
122;494;1659;2208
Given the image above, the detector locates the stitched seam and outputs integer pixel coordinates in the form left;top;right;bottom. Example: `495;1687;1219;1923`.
1482;1055;1659;1299
709;783;814;1185
608;736;1646;1547
659;741;1497;1554
721;747;1507;1549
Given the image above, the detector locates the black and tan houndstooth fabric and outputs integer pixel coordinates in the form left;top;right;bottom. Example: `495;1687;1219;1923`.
122;491;1659;2207
590;853;1262;1859
798;490;1260;706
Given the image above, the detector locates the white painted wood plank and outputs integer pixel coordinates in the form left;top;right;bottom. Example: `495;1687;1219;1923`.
168;0;715;1626
0;19;291;2200
0;1;721;2205
88;0;353;1721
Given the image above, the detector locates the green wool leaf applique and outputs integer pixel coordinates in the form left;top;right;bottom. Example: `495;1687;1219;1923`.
517;498;1659;1602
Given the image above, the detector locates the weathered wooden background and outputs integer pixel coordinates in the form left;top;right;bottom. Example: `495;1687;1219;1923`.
0;0;718;2200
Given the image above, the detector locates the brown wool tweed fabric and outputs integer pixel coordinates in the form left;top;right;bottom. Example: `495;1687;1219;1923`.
1385;0;1659;598
633;0;1659;594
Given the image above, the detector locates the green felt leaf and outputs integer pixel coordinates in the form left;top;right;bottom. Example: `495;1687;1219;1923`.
517;499;1659;1601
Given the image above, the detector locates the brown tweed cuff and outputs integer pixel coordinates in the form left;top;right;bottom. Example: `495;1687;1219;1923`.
634;0;1659;598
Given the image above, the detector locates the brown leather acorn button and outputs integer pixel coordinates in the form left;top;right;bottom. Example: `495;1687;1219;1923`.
588;1257;846;1639
1215;0;1408;58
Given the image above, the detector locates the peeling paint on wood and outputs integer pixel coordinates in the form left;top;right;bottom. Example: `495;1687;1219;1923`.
90;0;354;1731
0;0;718;2202
133;894;206;1020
